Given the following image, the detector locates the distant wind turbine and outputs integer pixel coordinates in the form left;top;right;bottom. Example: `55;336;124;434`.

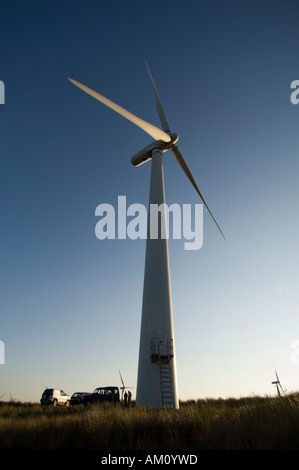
272;368;285;397
9;392;17;402
118;370;134;401
68;62;225;409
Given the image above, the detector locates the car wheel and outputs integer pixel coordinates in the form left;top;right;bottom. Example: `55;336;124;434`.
53;400;58;406
65;400;70;407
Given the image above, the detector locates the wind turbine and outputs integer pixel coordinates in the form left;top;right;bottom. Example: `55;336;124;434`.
68;62;224;409
272;368;285;397
9;392;17;402
118;369;134;401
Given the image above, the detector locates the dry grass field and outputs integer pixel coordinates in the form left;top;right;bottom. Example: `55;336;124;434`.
1;394;299;451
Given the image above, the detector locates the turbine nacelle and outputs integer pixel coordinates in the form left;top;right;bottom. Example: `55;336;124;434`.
131;132;179;167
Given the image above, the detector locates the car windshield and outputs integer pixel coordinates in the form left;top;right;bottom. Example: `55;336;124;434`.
94;388;113;395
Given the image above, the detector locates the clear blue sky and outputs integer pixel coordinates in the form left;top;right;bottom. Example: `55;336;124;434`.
1;0;299;402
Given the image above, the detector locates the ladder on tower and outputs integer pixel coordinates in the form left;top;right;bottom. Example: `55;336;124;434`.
150;338;174;408
160;363;174;408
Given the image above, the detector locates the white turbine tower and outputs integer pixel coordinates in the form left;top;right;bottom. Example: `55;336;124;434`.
68;63;225;409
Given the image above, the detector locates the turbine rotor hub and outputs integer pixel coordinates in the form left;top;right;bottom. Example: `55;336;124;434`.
168;132;179;146
130;132;179;167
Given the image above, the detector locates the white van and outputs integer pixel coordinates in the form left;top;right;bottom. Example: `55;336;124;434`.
40;388;70;406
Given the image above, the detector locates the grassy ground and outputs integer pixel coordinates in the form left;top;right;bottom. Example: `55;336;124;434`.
1;394;299;450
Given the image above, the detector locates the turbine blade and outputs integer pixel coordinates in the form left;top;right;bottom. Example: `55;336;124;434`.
145;61;171;133
172;145;226;240
275;368;280;382
118;369;125;388
68;77;171;143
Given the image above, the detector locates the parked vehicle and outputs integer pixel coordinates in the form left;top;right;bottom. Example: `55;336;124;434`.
70;392;90;405
80;386;120;405
40;388;70;406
